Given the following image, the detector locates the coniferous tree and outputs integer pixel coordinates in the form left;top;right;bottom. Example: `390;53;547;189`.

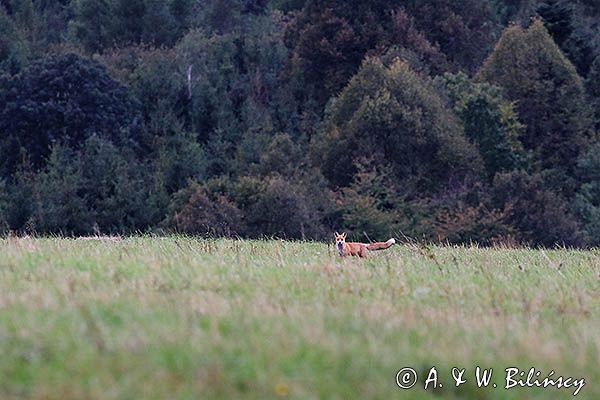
477;19;594;194
405;0;499;73
537;0;596;76
31;144;90;234
0;7;26;72
436;72;527;180
70;0;193;53
70;0;112;53
574;144;600;245
587;55;600;132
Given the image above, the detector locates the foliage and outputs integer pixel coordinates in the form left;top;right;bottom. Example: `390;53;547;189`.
587;55;600;132
435;72;527;179
70;0;194;53
0;178;8;233
477;19;594;195
240;175;328;239
0;53;138;175
284;0;499;105
314;57;482;190
337;157;428;240
168;182;245;237
0;6;28;73
0;0;74;73
30;144;90;234
2;163;36;232
404;0;499;73
168;171;334;240
492;0;537;25
1;0;600;246
537;0;599;77
574;144;600;246
491;170;584;247
77;136;157;232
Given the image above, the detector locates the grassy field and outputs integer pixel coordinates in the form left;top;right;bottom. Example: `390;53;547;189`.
0;237;598;399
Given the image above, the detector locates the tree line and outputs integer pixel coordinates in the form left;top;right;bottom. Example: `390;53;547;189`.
1;0;600;247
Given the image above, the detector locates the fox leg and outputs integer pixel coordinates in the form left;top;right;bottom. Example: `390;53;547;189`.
359;246;368;258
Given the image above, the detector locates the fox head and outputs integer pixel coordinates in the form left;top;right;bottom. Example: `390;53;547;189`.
334;232;347;252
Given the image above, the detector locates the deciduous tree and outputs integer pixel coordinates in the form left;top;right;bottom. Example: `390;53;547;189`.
0;53;137;175
314;57;482;190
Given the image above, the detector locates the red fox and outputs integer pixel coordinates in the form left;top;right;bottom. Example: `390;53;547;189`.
334;232;396;258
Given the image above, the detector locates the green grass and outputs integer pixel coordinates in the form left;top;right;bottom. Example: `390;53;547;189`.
0;237;598;399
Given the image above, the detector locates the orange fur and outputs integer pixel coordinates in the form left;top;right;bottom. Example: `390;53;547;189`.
334;232;396;258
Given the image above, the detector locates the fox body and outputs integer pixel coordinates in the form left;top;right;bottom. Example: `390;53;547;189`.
334;232;396;258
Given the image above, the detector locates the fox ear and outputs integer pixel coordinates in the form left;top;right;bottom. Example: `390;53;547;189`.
334;232;339;237
342;232;347;239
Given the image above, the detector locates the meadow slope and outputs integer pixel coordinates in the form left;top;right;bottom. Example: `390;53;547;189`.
0;237;598;399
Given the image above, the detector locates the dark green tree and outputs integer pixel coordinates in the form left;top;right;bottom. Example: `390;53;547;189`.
173;15;302;176
338;158;406;240
70;0;194;53
167;181;246;237
436;72;527;179
587;55;600;132
78;135;157;232
313;57;482;190
0;6;28;73
491;0;536;25
574;144;600;246
491;170;584;247
285;0;499;104
69;0;111;53
477;19;594;194
2;163;36;232
240;175;329;239
0;0;72;73
405;0;499;73
537;0;596;76
16;136;160;235
0;53;138;175
169;171;334;240
31;144;91;234
284;1;443;105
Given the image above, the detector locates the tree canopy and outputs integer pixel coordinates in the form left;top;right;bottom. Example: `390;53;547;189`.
1;0;600;246
314;57;482;190
0;53;137;175
477;18;594;193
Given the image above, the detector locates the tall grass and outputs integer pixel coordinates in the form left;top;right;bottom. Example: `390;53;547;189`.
0;237;598;399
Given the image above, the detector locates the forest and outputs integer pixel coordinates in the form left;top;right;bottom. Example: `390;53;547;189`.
1;0;600;247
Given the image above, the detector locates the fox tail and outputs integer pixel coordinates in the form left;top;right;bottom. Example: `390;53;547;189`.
366;238;396;251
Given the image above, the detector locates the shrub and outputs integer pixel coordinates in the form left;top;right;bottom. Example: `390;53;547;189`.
169;170;334;240
574;143;600;246
427;179;514;244
491;171;584;247
168;182;245;237
243;175;328;239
